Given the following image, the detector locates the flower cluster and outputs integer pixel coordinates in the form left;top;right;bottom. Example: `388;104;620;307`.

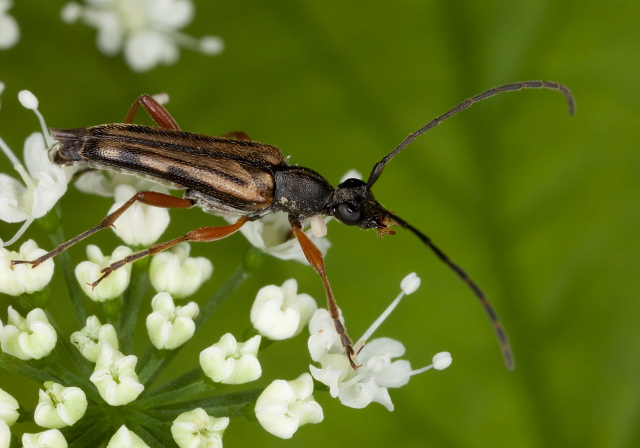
60;0;224;72
0;87;452;446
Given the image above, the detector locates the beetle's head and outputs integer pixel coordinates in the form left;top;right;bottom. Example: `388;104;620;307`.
330;178;397;235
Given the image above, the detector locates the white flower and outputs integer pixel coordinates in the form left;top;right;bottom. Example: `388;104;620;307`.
146;292;198;350
61;0;224;72
22;428;68;448
171;408;229;448
228;212;331;265
255;373;323;439
251;279;317;340
199;333;261;385
107;184;171;247
0;0;19;49
308;273;451;411
70;315;119;362
149;243;213;298
0;387;19;426
309;334;411;411
0;239;54;295
106;425;149;448
90;342;144;406
0;306;57;360
0;420;9;448
0;90;70;246
34;381;88;428
75;245;133;302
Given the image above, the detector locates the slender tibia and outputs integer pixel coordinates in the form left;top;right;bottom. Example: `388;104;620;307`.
292;224;358;369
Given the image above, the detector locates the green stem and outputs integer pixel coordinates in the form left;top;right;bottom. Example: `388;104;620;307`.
143;368;203;398
147;388;263;420
136;379;212;410
0;353;62;384
120;257;150;354
137;349;169;385
126;408;174;446
64;420;110;448
45;311;93;379
194;261;249;328
41;205;87;327
128;423;165;448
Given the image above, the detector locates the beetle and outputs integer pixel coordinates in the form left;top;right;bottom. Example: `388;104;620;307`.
13;81;575;369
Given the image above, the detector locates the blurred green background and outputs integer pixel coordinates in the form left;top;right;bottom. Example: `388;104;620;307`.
1;1;638;447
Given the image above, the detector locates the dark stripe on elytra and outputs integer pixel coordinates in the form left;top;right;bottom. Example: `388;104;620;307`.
85;139;260;209
91;125;281;169
167;165;262;210
84;137;252;189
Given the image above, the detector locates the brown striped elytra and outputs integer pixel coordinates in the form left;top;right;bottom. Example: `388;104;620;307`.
17;81;575;370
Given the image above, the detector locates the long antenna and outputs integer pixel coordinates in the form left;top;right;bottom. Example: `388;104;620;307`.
367;80;575;187
389;211;514;370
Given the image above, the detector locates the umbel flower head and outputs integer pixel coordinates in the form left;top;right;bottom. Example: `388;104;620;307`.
0;87;457;445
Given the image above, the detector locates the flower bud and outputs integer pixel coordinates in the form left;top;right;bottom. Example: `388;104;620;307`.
90;343;144;406
34;382;87;428
106;425;149;448
1;306;57;360
0;387;19;426
70;315;119;362
109;184;170;246
22;429;67;448
75;245;133;302
0;240;54;296
146;292;198;350
251;279;317;340
149;243;212;298
200;334;261;384
171;408;229;448
255;373;323;439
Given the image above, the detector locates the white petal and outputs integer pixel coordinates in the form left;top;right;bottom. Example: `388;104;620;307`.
125;30;178;72
0;12;19;50
106;425;149;448
22;429;68;448
0;387;19;426
0;173;29;222
147;0;193;28
109;184;170;246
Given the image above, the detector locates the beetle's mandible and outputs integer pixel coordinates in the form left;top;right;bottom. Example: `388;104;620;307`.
13;81;575;370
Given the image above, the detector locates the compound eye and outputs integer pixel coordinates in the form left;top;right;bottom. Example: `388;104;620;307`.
337;202;361;225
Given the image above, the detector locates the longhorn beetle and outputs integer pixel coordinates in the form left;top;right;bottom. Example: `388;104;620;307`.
13;81;575;370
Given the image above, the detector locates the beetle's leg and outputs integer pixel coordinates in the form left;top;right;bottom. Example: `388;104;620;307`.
125;95;252;141
220;131;252;141
88;216;249;289
12;192;194;269
292;224;359;369
125;94;181;130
